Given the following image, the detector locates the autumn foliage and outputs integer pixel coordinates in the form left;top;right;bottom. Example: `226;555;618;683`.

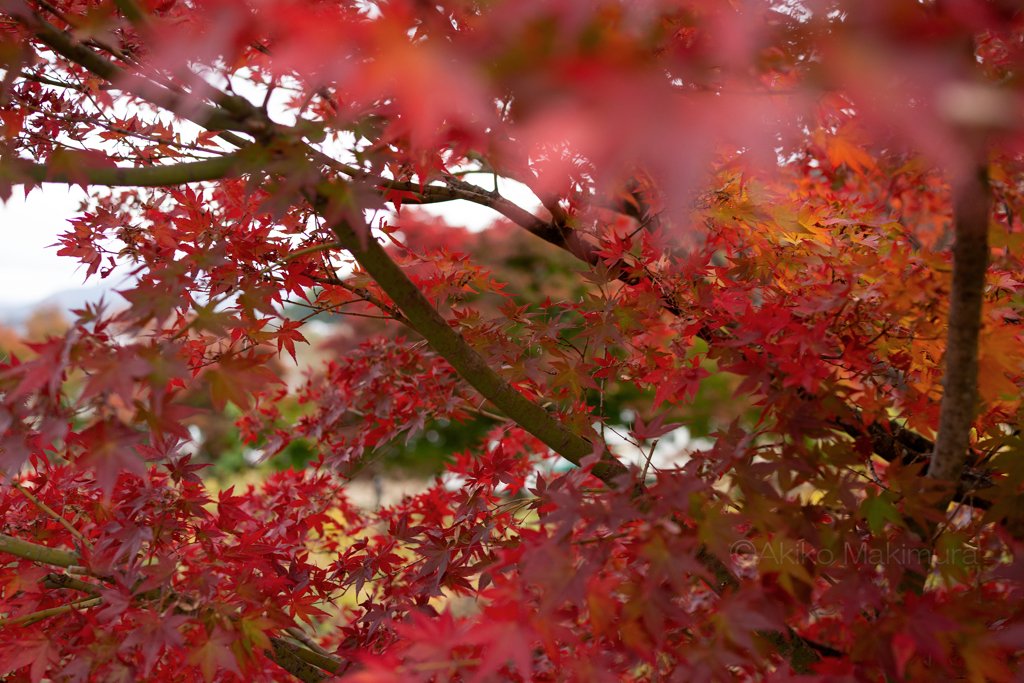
2;0;1024;681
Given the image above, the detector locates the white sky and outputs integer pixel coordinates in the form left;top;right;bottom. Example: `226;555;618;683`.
0;174;540;307
0;185;89;306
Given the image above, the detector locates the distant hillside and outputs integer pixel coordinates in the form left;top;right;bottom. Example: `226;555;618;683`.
0;281;124;327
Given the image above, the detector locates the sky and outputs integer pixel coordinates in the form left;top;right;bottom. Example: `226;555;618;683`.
0;185;90;306
0;174;540;308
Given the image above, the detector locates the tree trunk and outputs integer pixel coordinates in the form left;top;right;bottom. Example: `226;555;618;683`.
927;158;990;497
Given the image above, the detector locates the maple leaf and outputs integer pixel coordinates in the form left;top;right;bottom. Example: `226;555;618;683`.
629;412;683;443
204;352;283;411
288;592;329;627
641;358;711;408
186;627;243;683
823;125;876;176
72;419;147;497
0;633;58;683
120;611;190;675
80;344;152;405
549;358;600;398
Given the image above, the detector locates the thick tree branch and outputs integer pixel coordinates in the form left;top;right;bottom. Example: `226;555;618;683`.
928;160;990;496
833;417;994;509
383;179;551;235
0;532;79;567
41;572;103;594
387;178;602;264
326;215;631;486
6;154;240;187
268;640;332;683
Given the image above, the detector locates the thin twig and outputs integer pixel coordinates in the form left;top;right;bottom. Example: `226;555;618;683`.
0;596;103;628
12;482;91;549
284;242;342;262
640;439;659;481
19;69;87;92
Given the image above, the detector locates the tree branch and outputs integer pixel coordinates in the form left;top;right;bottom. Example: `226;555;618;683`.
28;551;347;683
326;215;631;486
40;572;103;594
13;6;248;133
6;154;240;187
0;595;103;628
381;177;600;263
0;532;79;567
267;639;332;683
928;159;990;497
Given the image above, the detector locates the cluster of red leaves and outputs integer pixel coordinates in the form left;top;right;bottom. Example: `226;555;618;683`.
2;0;1024;682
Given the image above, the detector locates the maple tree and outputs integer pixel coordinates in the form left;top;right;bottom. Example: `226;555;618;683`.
2;0;1024;681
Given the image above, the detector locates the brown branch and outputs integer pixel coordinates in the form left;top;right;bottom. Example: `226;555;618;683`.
382;178;600;262
33;0;133;63
325;214;631;487
5;154;240;187
40;572;103;594
18;69;87;92
832;417;993;509
267;639;332;683
284;626;334;659
308;274;414;329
